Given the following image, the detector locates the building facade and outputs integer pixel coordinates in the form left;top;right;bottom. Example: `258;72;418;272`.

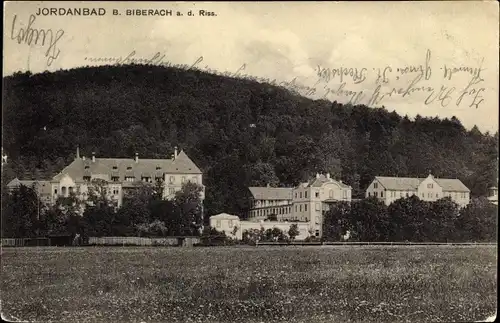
292;173;352;238
365;174;470;207
8;147;204;211
246;173;352;238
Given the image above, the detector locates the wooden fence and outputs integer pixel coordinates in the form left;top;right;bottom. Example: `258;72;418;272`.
1;236;201;247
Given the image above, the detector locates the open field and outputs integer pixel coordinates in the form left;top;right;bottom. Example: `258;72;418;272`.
1;245;497;323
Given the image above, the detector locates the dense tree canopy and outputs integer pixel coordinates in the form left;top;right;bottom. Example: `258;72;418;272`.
2;65;498;218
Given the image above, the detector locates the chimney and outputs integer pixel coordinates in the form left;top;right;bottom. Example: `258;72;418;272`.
267;183;270;188
92;152;95;163
326;173;330;179
76;146;80;159
135;152;139;163
316;173;320;179
174;146;178;158
82;156;86;161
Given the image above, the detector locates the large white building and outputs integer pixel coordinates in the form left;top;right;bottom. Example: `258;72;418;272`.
7;147;204;211
247;173;352;238
365;174;470;207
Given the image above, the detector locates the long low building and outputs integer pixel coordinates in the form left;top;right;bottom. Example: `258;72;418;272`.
365;173;470;207
210;213;312;241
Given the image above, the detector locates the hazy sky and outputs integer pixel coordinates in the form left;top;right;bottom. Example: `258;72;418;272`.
3;1;499;132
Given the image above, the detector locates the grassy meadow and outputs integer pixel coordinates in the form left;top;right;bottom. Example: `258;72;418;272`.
1;245;497;322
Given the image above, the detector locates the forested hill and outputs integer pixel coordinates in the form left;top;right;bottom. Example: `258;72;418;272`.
2;65;498;217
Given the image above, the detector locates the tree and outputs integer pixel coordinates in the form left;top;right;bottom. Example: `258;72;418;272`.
456;197;497;242
322;201;351;241
2;184;43;238
173;182;204;235
288;223;299;241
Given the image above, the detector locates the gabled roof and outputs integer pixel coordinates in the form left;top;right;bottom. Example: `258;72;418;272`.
50;150;202;182
375;177;422;191
434;179;470;192
7;178;51;195
374;176;470;192
306;174;351;188
210;213;240;220
248;187;293;200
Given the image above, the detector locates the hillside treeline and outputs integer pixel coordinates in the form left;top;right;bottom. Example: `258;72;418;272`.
2;65;498;217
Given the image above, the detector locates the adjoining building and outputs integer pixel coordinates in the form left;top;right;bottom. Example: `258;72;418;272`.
487;186;498;205
6;179;52;204
247;186;293;221
7;147;204;211
365;173;470;207
209;213;311;241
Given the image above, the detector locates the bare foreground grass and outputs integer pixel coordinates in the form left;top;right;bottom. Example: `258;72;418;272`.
1;245;497;323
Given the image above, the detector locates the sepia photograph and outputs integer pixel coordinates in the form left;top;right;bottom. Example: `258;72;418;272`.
1;1;498;322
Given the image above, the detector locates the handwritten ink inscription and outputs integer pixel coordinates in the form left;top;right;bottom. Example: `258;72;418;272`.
314;49;487;109
10;14;65;67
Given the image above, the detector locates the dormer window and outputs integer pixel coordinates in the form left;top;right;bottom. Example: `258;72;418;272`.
83;176;91;181
111;176;119;182
127;166;132;170
156;166;161;170
112;166;118;170
84;166;90;169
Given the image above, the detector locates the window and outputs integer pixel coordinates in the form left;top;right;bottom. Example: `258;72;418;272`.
192;176;198;184
84;166;90;169
299;205;302;212
374;191;378;197
112;166;118;170
216;220;221;228
374;182;378;189
406;193;409;197
169;176;175;184
155;176;162;182
422;193;424;198
400;192;403;197
305;191;308;198
69;187;74;194
54;189;58;194
181;176;186;184
427;183;433;189
125;176;135;182
127;166;132;170
169;188;175;195
228;220;233;228
315;192;319;198
368;192;371;197
315;203;321;211
381;191;384;198
305;204;308;211
83;176;91;181
156;166;161;170
112;176;119;182
329;190;333;198
299;192;302;198
315;230;320;237
142;177;151;183
436;193;439;198
61;186;67;195
295;205;298;212
295;193;297;198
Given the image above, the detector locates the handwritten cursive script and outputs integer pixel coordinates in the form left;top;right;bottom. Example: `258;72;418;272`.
10;14;65;67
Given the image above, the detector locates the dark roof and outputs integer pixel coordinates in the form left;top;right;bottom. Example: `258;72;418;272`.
248;187;293;200
51;150;201;182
